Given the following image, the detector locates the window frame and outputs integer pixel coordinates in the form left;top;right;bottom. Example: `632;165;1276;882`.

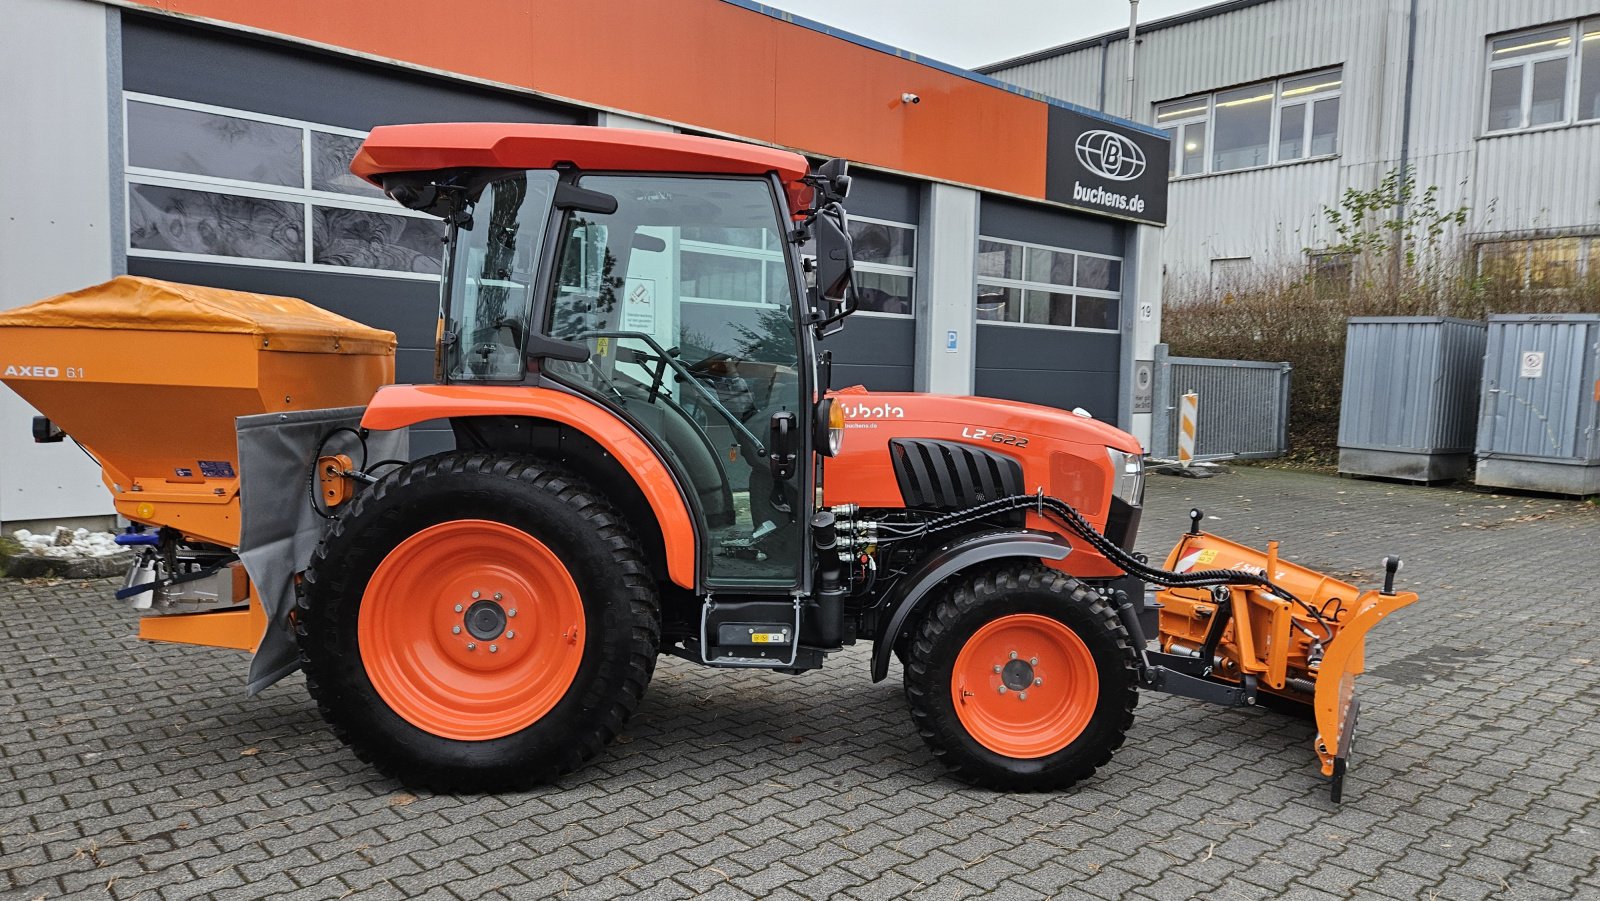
1474;233;1597;288
1306;249;1355;297
844;214;918;319
1156;100;1208;177
1482;20;1600;135
797;214;919;318
1208;256;1254;297
1154;66;1344;180
974;235;1123;334
678;231;789;310
122;91;443;280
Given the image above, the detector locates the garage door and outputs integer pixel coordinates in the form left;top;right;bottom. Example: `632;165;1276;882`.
974;196;1126;420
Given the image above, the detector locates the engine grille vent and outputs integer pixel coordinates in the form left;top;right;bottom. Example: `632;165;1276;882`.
889;439;1024;510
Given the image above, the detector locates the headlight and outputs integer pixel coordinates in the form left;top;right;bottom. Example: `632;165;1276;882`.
1106;447;1144;506
816;397;845;456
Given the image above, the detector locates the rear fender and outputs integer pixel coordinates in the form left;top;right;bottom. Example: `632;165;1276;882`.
869;530;1071;682
362;384;697;589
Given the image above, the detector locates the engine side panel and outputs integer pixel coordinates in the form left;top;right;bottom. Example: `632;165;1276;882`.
823;391;1136;578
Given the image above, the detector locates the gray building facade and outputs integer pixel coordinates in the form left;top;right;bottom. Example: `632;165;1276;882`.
983;0;1600;298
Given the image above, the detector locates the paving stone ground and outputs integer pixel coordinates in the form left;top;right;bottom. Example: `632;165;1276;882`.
2;467;1598;901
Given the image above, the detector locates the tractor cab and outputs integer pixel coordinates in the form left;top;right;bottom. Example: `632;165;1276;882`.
355;124;856;591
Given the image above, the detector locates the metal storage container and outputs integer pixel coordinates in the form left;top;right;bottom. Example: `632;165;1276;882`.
1337;317;1486;482
1475;313;1600;496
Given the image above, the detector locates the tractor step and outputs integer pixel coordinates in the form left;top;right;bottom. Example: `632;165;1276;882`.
669;597;825;672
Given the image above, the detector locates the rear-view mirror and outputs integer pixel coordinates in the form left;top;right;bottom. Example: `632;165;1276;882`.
812;203;855;309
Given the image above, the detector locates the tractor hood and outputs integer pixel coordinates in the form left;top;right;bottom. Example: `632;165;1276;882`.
829;389;1143;455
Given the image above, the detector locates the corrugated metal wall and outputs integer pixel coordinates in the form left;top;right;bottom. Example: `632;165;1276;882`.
1338;317;1486;453
987;0;1600;290
1477;314;1600;463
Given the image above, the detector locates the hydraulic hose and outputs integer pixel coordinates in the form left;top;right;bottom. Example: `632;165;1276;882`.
875;492;1332;632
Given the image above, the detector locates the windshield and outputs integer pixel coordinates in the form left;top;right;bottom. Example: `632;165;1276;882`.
442;170;559;380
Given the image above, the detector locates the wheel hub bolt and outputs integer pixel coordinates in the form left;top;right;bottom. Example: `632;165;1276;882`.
452;626;461;635
508;609;517;618
472;591;481;599
1009;651;1018;660
1034;677;1043;686
493;593;503;601
1029;657;1038;666
466;642;476;651
998;685;1008;694
489;644;498;653
1019;691;1028;701
993;665;1001;673
506;631;516;639
454;604;463;613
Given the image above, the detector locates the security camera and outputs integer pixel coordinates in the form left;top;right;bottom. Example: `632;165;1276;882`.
901;92;921;105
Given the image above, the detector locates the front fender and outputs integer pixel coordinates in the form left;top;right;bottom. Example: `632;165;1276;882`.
869;530;1071;682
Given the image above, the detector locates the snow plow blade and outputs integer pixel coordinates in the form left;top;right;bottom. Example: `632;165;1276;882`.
1155;525;1419;801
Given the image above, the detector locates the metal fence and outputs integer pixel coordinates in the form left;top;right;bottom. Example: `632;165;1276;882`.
1150;344;1292;460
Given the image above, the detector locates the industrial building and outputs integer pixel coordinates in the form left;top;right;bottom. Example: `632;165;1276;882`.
0;0;1171;530
983;0;1600;298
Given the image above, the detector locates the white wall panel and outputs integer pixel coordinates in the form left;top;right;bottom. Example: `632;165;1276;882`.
0;0;115;526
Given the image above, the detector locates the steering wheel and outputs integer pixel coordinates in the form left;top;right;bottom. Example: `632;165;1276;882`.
577;330;767;457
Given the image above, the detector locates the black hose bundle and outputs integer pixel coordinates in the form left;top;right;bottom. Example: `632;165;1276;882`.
875;492;1331;633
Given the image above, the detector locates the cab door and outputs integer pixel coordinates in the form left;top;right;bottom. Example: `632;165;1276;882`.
542;174;809;589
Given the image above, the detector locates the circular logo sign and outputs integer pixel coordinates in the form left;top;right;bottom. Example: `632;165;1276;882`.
1074;130;1146;181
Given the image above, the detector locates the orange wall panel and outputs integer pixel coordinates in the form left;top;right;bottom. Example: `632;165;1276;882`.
771;24;1046;197
123;0;1050;198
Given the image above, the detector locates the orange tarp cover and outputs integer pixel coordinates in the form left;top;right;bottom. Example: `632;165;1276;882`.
0;276;396;355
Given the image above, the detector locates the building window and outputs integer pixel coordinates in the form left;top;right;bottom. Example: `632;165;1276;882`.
848;217;917;316
1209;257;1253;297
1308;251;1354;297
679;226;790;307
124;92;444;278
1477;235;1595;288
1159;100;1208;177
1484;20;1600;133
1155;67;1342;177
799;216;917;316
975;238;1122;332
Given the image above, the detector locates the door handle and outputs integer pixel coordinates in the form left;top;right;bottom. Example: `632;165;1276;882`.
769;412;798;481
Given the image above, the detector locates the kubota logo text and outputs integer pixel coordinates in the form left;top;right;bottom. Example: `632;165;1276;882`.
1074;130;1146;181
840;402;905;419
4;365;61;378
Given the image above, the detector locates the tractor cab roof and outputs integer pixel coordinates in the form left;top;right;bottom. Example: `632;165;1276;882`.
351;123;815;213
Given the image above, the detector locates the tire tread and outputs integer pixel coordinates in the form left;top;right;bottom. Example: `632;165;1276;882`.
296;451;659;792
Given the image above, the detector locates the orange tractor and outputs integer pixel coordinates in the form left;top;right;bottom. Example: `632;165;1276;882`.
0;125;1415;800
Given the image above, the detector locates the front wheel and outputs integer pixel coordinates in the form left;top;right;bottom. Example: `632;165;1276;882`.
904;563;1137;791
297;452;660;791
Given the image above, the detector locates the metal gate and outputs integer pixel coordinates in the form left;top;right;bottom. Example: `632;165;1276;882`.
1150;344;1292;460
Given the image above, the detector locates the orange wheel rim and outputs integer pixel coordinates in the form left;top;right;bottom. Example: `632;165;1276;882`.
950;613;1098;758
358;519;585;741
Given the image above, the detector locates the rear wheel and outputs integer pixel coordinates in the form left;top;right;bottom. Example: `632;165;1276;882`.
297;452;659;791
904;562;1137;791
